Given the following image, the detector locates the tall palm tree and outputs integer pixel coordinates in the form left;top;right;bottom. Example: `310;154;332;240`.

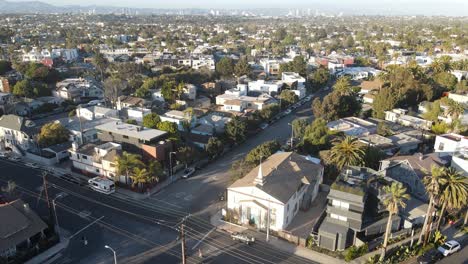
116;152;144;185
436;168;468;230
419;165;445;245
333;76;352;95
380;182;410;261
148;160;163;183
130;167;150;190
329;136;365;170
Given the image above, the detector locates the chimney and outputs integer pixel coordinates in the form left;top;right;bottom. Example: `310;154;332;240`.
253;158;266;186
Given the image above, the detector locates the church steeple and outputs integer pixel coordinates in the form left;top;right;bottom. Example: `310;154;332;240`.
254;156;266;186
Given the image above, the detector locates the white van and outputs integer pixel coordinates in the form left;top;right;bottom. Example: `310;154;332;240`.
88;177;115;194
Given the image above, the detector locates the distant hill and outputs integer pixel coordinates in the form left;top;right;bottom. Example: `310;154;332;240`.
0;0;63;13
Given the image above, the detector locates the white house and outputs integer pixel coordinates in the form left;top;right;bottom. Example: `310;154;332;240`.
69;142;121;179
248;80;283;95
160;110;196;131
434;133;468;176
216;93;276;112
54;78;103;103
0;115;38;153
76;106;119;121
227;152;323;231
385;108;432;130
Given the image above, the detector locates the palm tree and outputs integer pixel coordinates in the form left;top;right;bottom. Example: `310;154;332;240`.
130;167;150;190
148;160;163;183
329;136;365;170
380;182;410;261
419;165;445;245
446;99;464;120
333;76;352;95
435;168;468;230
116;152;144;185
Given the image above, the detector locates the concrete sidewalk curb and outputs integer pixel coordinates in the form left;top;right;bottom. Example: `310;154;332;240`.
209;210;343;264
24;238;69;264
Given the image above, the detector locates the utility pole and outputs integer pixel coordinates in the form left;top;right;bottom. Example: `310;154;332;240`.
42;172;55;229
180;222;186;264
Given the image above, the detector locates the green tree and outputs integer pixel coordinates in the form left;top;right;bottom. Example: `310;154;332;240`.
156;121;180;141
291;119;308;140
259;104;280;120
380;182;410;261
430;55;453;74
245;140;280;165
312;92;361;121
435;168;468;231
126;119;137;125
161;80;176;101
0;60;11;75
377;122;392;137
419;166;445;246
116;152;144;185
279;90;298;108
234;58;251;77
177;146;194;168
333;76;353;95
92;50;108;80
302;118;331;154
12;80;34;97
135;87;150;98
37;123;70;147
434;72;457;91
130;167;150;190
142;113;161;129
309;66;330;91
446;99;464;120
329;136;365;170
225;116;247;144
372;88;399;119
206;137;224;159
148;160;164;183
216;57;234;77
422;101;442;122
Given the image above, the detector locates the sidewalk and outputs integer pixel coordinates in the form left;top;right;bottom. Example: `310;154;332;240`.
210;210;343;264
24;237;69;264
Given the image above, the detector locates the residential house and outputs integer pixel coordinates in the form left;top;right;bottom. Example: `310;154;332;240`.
434;133;468;175
316;166;400;251
196;111;232;134
448;92;468;104
69;142;121;179
0;93;11;114
327;117;377;137
116;96;146;111
385;108;432;130
160;110;195;131
227;152;324;231
0;199;48;259
0;115;39;154
387;132;422;154
76;106;119;121
380;153;449;201
54;78;103;103
247;80;283;96
183;84;197;100
216;93;276;112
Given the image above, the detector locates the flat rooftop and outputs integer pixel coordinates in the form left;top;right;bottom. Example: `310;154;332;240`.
96;121;167;141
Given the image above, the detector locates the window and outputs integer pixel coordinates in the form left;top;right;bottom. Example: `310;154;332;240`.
82;155;87;160
123;135;129;139
438;142;445;151
287;204;290;212
332;200;349;210
330;213;347;222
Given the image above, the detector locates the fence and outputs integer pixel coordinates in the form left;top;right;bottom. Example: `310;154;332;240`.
276;230;307;247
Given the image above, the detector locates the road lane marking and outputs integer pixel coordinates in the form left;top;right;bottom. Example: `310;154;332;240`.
191;227;216;250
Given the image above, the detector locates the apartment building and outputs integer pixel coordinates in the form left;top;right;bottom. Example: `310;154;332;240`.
69;142;121;178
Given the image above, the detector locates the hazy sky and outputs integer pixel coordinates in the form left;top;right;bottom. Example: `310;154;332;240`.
11;0;468;15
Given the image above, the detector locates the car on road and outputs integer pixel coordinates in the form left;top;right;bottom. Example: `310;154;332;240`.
181;167;196;179
305;95;312;101
438;240;461;256
259;123;269;130
418;248;444;264
0;152;8;158
8;156;21;162
25;162;39;169
231;232;255;245
284;109;292;115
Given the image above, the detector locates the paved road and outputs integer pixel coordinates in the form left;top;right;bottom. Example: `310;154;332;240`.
0;90;327;264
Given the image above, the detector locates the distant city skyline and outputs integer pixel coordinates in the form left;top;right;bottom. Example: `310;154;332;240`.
8;0;468;16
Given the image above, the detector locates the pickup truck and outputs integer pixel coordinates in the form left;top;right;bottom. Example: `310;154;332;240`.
231;232;255;245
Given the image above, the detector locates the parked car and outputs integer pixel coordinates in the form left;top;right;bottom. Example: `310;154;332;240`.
305;95;312;101
259;123;269;130
284;109;292;115
8;156;21;162
417;248;444;264
437;240;461;256
231;232;255;245
181;167;196;179
25;162;39;169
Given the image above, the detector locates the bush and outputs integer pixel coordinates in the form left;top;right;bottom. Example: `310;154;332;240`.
345;244;368;262
126;119;138;125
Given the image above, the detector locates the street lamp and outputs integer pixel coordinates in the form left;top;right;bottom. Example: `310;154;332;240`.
52;193;64;238
287;123;294;149
104;245;117;264
169;151;177;182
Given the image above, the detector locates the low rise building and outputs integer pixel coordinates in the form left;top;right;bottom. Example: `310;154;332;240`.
69;142;121;178
327;117;377;137
0;115;39;154
54;78;103;103
160;110;196;131
227;152;323;231
385;108;432;130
